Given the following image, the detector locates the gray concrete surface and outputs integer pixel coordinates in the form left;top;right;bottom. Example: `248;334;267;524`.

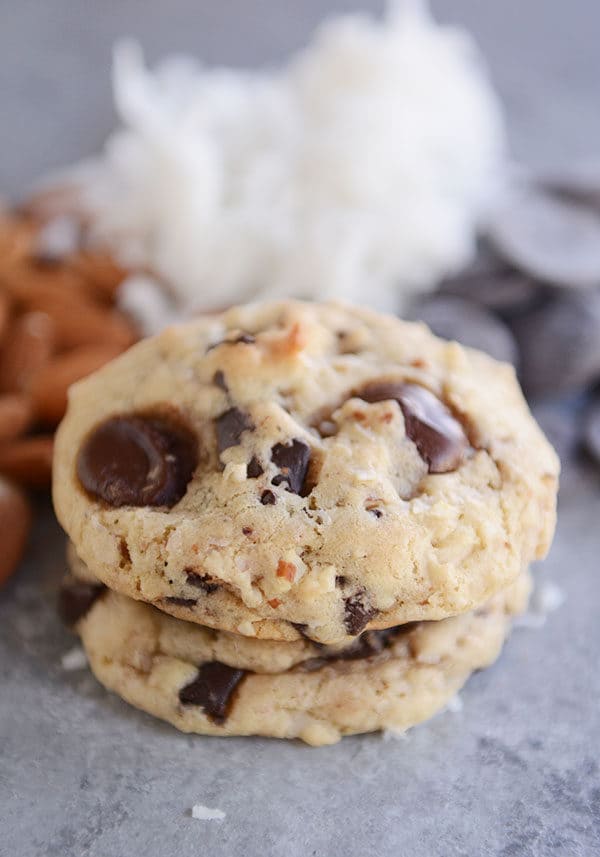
1;3;599;856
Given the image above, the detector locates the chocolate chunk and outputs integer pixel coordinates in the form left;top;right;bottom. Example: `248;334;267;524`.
77;413;198;508
246;456;264;478
291;622;323;645
270;439;311;494
178;662;247;724
407;295;518;365
215;407;253;454
300;622;420;670
343;589;377;636
58;580;105;627
260;489;276;505
335;575;348;588
358;381;468;474
213;370;228;391
185;571;219;594
164;596;198;607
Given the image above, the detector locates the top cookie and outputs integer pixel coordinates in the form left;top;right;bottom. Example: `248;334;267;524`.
53;300;558;644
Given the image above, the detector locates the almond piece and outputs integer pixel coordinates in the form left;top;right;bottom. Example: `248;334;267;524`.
0;394;33;441
27;295;137;350
0;476;31;587
0;311;56;393
29;344;125;424
69;250;128;299
0;291;11;340
0;436;54;487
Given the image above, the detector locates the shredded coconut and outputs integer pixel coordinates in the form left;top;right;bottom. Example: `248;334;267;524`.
191;804;226;821
60;646;88;671
445;693;464;713
54;0;504;315
514;579;565;630
382;727;410;741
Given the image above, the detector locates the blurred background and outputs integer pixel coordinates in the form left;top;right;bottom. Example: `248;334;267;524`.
1;0;599;192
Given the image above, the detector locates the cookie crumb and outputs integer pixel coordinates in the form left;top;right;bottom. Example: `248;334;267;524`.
61;646;88;671
191;804;226;821
514;579;565;630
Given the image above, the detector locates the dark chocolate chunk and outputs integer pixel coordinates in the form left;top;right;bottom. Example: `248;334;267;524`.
185;571;219;594
260;489;276;505
300;622;420;670
343;589;377;636
335;575;348;588
213;370;228;391
178;662;247;724
270;439;311;494
246;456;264;478
164;596;198;607
358;381;468;474
291;622;323;645
59;580;105;627
77;412;198;508
215;407;253;454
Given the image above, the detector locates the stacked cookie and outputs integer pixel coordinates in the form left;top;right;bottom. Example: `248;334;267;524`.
53;301;559;745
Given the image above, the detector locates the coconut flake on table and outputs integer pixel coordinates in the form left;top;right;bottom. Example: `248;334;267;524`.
49;0;505;316
191;804;226;821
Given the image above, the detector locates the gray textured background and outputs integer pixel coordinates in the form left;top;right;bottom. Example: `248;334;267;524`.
1;2;599;856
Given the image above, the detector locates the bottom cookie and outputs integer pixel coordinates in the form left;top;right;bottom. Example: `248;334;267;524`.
61;572;530;746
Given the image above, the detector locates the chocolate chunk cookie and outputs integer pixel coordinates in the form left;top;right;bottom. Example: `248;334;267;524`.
65;560;531;745
53;301;558;643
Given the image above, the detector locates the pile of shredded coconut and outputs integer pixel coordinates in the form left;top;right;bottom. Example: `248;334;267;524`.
57;0;505;316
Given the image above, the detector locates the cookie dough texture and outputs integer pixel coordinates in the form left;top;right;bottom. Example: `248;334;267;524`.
70;566;531;746
53;301;558;644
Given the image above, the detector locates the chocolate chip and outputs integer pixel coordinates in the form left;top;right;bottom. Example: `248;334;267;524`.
270;439;311;494
213;370;228;391
185;571;219;594
178;662;247;724
260;489;276;505
242;526;253;536
343;589;377;636
215;407;253;454
358;381;468;474
58;580;105;627
291;622;323;645
368;508;383;518
164;596;198;607
246;456;264;478
335;575;348;588
77;413;198;508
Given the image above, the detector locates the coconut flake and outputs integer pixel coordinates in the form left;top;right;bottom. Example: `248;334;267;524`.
50;0;504;314
61;646;88;671
191;804;226;821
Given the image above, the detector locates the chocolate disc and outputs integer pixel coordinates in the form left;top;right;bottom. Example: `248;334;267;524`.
358;381;468;473
77;413;197;507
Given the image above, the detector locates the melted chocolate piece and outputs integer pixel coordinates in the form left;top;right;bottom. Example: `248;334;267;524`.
59;580;105;627
357;381;468;473
207;333;256;352
213;370;228;391
300;622;420;670
260;489;276;505
215;407;253;454
343;589;377;636
185;571;219;594
270;439;311;495
164;596;198;607
77;413;198;508
178;662;247;724
291;622;324;645
246;456;264;478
